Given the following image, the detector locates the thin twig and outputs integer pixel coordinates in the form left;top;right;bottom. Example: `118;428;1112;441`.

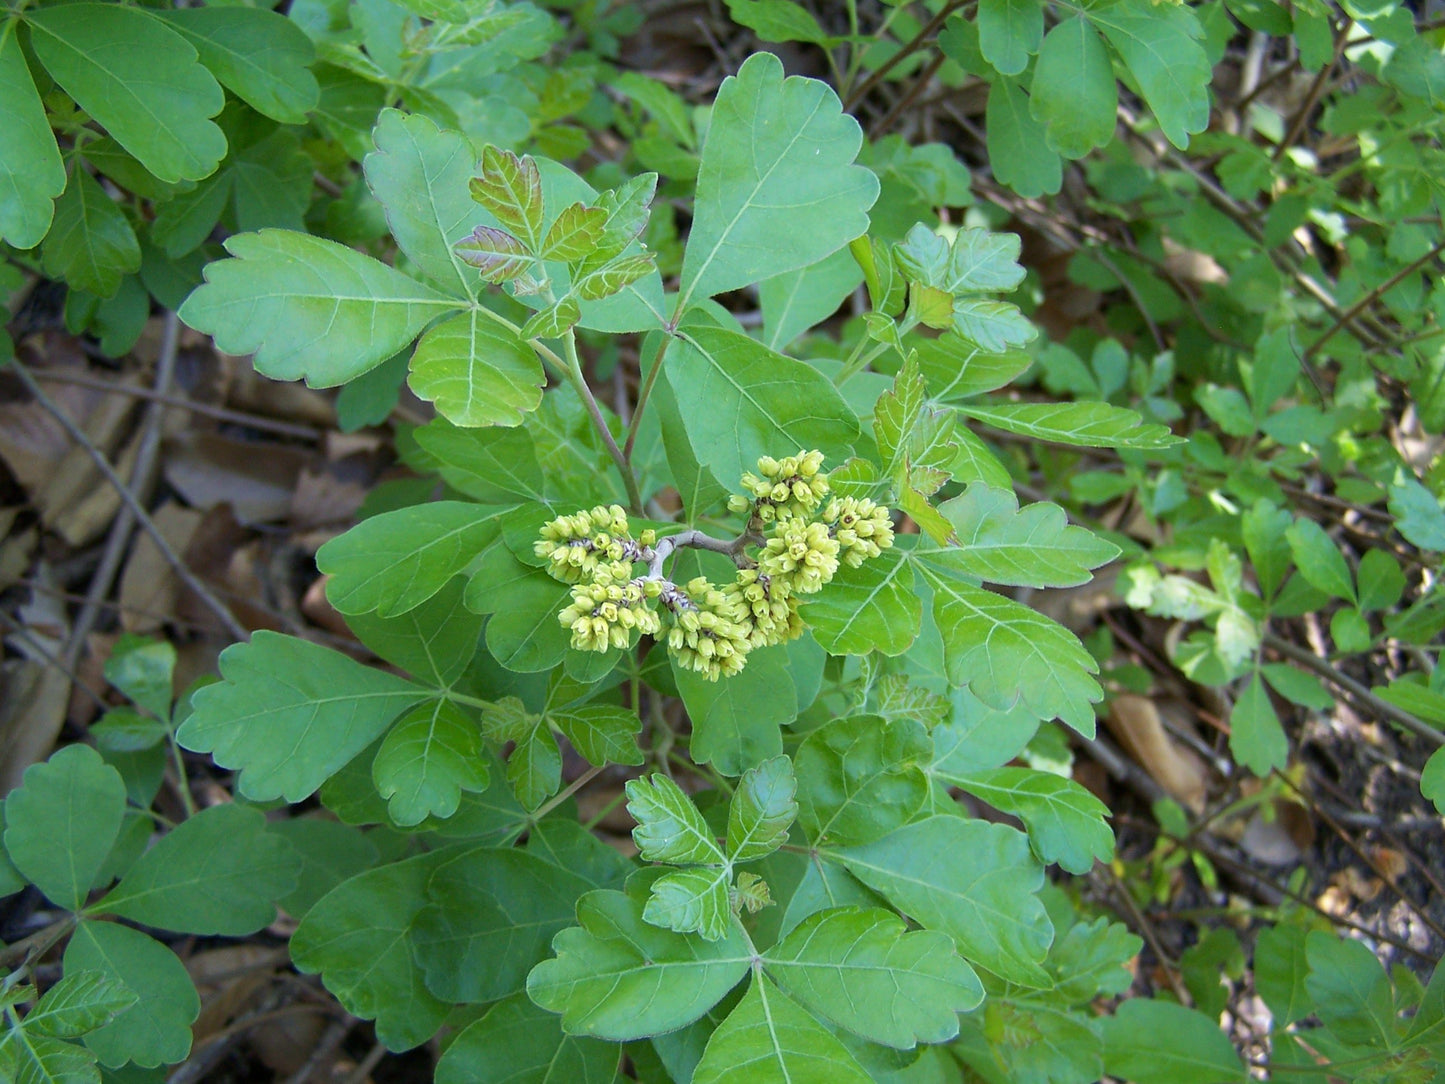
63;312;181;674
563;332;645;514
1272;19;1350;162
529;763;606;823
1303;239;1445;362
844;0;968;108
8;359;250;642
870;51;947;137
1261;633;1443;748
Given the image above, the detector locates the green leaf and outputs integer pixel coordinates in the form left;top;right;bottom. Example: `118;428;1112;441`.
5;745;126;911
1091;0;1211;150
765;907;983;1047
63;921;199;1068
156;7;318;124
1254;924;1310;1026
644;866;733;941
413;847;593;1002
102;636;175;724
795;715;930;848
1231;676;1288;774
662;316;860;491
269;818;379;920
957;401;1183;449
727;755;797;863
1356;549;1405;612
470;146;545;250
526;889;751;1040
916;562;1101;737
550;705;644;768
693;975;871;1083
318;501;501;617
1101;999;1244;1083
482;698;561;812
0;1027;99;1083
931;484;1120;588
40;170;140;299
1389;472;1445;551
805;548;922;657
0;25;65;249
1242;499;1292;600
896;225;1027;296
986;77;1062;198
408;310;545;427
372;699;489;827
678;51;878;310
346;579;483;686
25;972;136;1040
978;0;1043;76
541;202;606;261
1048;916;1141;1003
416;421;548;504
178;229;458;387
177;631;425;802
1304;931;1397;1050
1030;15;1117;158
917;337;1031;403
945;767;1114;874
519;297;581;339
1423;747;1445;816
832;816;1052;987
93;803;297;934
573;253;656;302
1285;520;1355;603
626;773;724;865
674;647;796;776
457;225;532;284
291;850;452;1050
27;4;225;184
481;565;573;675
365;109;493;300
435;994;620;1084
723;0;834;45
759;247;863;352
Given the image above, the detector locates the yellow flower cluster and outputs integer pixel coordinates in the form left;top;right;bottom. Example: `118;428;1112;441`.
536;453;894;679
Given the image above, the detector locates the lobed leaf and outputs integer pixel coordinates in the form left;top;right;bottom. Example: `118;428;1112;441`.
795;715;931;848
625;774;724;866
0;27;65;249
945;766;1115;874
470;146;545;250
408;309;546;427
372;700;490;827
726;755;798;864
156;7;318;124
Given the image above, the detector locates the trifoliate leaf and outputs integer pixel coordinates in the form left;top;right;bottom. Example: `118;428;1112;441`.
626;774;724;866
178;229;459;386
408;309;546;427
63;921;199;1068
94;803;298;935
27;4;225;184
319;501;501;617
929;484;1120;588
958;400;1183;449
0;29;65;249
726;755;797;864
831;816;1052;987
413;846;593;1003
795;715;930;848
678;51;878;309
372;699;490;827
945;767;1114;874
895;224;1027;296
765;907;983;1047
526;889;751;1040
178;631;426;802
470;146;545;250
482;698;561;812
5;745;126;911
915;561;1101;737
291;850;453;1050
435;994;619;1084
692;975;871;1083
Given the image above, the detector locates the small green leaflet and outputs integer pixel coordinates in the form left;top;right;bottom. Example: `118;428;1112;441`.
94;803;299;935
408;309;546;427
372;699;490;827
178;229;458;387
5;744;126;912
1090;0;1212;151
957;400;1183;450
944;766;1115;874
178;631;427;802
318;500;502;617
27;4;226;184
691;975;872;1083
41;169;141;299
765;907;983;1047
526;889;751;1040
726;755;798;863
471;145;545;250
21;972;136;1040
928;484;1120;588
0;27;66;249
831;816;1053;987
1030;15;1117;159
678;51;878;311
626;773;724;867
978;0;1043;76
435;994;619;1084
